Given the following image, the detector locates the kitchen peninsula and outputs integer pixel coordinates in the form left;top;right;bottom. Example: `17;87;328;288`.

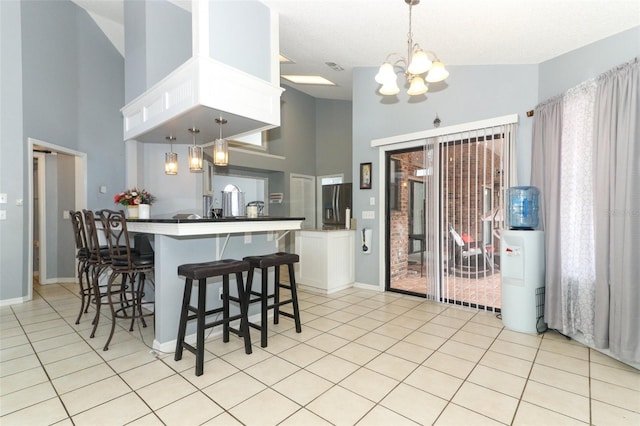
126;216;304;351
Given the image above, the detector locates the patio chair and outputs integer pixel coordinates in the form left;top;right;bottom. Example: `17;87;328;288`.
447;224;492;278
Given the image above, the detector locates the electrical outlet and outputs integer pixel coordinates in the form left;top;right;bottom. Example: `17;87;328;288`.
0;210;6;220
0;193;6;204
244;233;251;244
218;287;223;300
362;210;375;219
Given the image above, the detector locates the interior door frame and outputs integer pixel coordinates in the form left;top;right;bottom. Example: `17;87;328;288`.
27;138;87;298
290;173;316;230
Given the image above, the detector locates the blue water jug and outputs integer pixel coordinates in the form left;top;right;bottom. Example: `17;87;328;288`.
506;186;539;229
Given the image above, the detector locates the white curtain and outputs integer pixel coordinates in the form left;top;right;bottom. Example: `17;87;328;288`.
532;57;639;363
560;82;597;343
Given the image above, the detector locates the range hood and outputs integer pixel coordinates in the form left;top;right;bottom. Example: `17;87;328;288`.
121;55;283;144
120;0;283;145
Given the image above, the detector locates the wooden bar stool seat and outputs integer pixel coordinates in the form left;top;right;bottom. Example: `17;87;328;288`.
243;252;302;348
175;259;252;376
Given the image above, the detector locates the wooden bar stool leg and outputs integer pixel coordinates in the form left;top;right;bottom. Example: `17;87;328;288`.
235;271;252;355
273;266;281;324
196;278;207;377
222;274;230;343
261;267;268;347
175;278;193;361
288;263;302;333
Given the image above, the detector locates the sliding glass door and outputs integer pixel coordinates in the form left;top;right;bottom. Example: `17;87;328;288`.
384;121;516;312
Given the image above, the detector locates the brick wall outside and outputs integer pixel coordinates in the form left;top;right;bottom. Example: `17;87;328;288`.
389;143;501;282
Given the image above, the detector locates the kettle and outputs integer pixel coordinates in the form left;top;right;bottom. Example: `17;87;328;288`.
246;201;264;216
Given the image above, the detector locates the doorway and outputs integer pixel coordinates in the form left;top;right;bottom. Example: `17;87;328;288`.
379;117;516;312
290;173;316;230
387;147;428;295
28;138;87;300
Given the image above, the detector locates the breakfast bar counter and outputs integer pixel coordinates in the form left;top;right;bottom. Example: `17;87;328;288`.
127;216;304;351
126;216;305;236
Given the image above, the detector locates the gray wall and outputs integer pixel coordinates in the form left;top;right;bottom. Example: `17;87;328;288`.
352;64;538;288
538;27;640;101
1;0;25;300
0;0;125;300
351;27;639;289
124;0;191;102
316;99;353;180
228;85;318;217
211;0;271;81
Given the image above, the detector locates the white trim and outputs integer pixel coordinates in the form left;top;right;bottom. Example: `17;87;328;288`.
28;138;88;295
227;146;285;160
0;295;30;307
371;114;519;147
35;152;46;285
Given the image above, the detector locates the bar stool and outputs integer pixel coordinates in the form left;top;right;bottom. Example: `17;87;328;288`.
243;252;302;348
82;209;114;339
175;259;252;376
97;209;154;351
69;210;91;324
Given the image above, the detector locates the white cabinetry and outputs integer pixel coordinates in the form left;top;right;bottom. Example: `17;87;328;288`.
295;230;354;294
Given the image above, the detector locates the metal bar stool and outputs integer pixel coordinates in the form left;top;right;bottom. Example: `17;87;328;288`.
69;210;91;324
82;209;114;339
97;209;154;351
175;259;252;376
243;252;302;348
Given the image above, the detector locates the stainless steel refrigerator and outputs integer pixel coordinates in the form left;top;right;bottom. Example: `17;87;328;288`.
322;183;352;229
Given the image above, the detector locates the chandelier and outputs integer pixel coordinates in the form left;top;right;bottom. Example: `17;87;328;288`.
375;0;449;96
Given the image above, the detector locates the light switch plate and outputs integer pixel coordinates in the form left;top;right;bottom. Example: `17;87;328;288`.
370;197;375;206
362;210;375;219
244;233;251;244
0;193;6;204
0;210;6;220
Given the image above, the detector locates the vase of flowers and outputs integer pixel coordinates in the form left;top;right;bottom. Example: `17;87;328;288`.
114;188;156;219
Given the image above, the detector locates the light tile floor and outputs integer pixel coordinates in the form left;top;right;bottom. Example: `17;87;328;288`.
1;281;639;425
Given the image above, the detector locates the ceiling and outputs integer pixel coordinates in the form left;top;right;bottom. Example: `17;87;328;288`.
74;0;640;100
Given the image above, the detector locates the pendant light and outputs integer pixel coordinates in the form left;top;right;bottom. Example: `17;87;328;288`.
164;135;178;175
213;117;229;166
187;128;203;172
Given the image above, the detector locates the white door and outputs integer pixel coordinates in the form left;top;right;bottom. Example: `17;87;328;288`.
290;174;316;229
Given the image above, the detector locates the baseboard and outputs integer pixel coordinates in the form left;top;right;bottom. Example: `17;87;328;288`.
0;295;30;306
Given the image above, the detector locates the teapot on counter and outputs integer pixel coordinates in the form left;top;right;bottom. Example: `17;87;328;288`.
246;201;264;217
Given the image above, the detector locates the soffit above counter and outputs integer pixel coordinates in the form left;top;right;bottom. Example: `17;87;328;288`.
121;55;284;144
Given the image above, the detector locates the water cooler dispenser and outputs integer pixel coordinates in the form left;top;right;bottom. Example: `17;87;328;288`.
501;186;546;334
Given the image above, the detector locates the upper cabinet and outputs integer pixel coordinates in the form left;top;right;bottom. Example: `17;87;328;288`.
121;0;283;144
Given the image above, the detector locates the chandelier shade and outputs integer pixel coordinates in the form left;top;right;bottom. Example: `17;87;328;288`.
424;60;449;83
376;0;449;97
188;128;203;172
213;117;229;166
407;76;428;96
